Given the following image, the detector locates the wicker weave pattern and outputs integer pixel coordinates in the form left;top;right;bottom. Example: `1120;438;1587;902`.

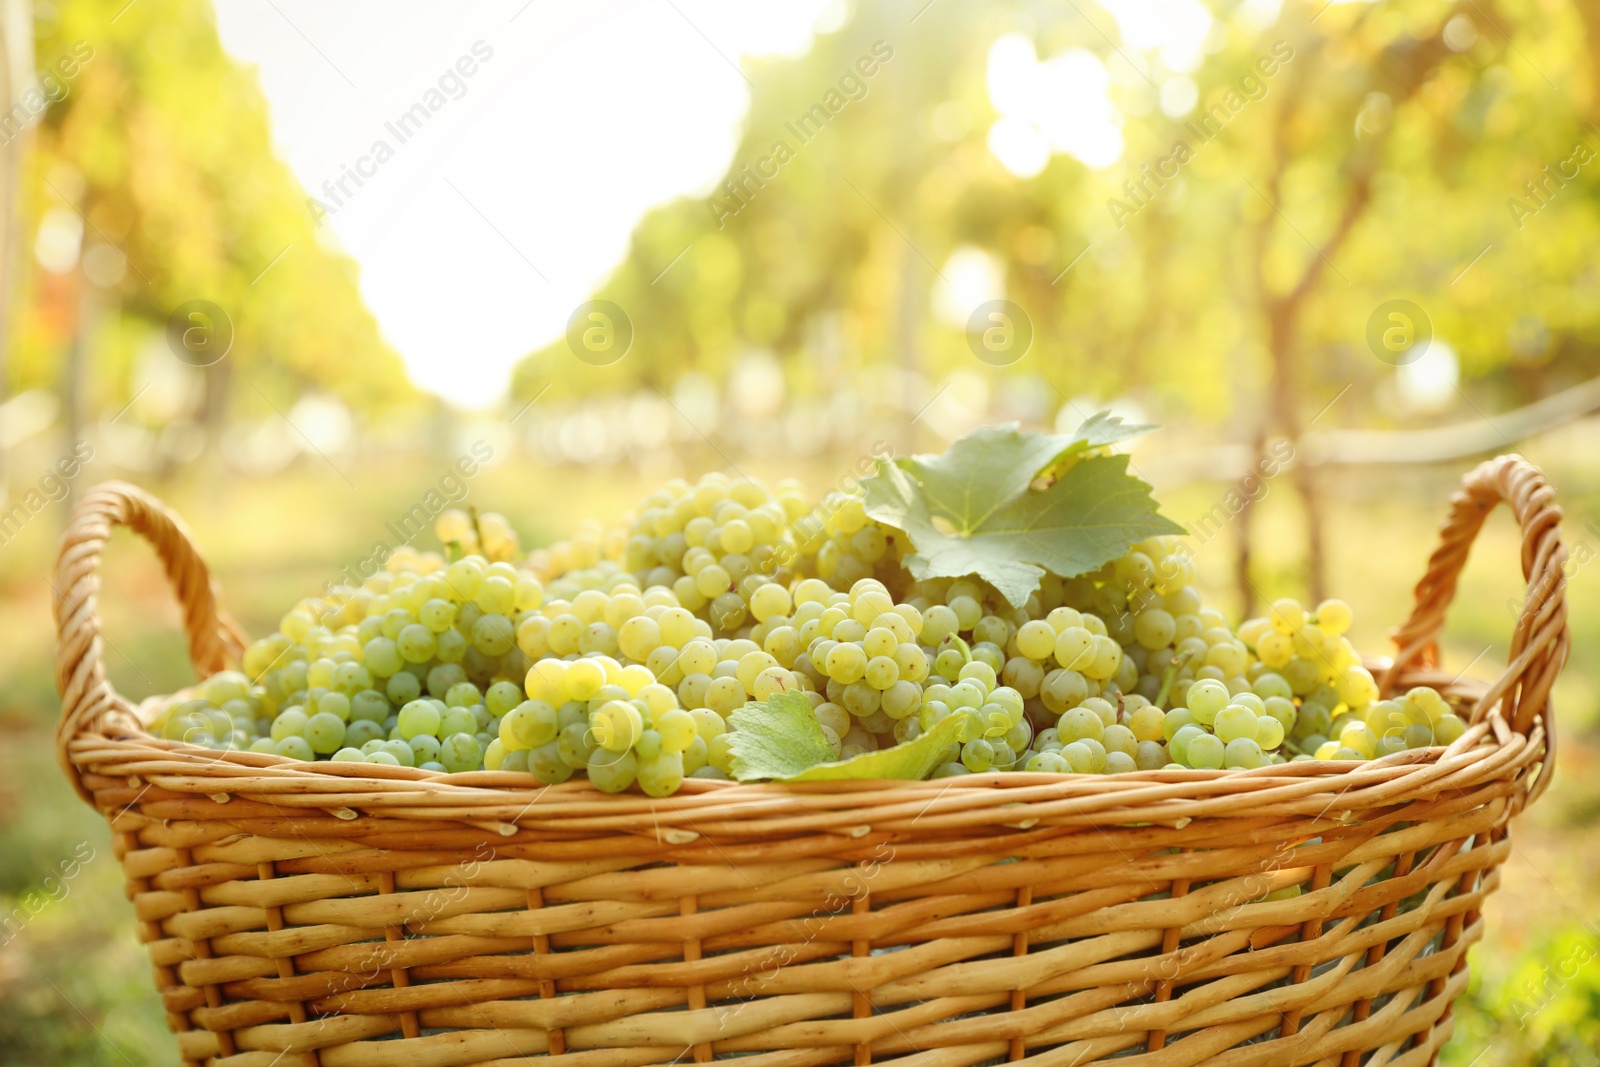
53;457;1566;1067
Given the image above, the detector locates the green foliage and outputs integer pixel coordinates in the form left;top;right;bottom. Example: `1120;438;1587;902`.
1449;924;1600;1066
511;0;1600;430
727;689;965;782
861;421;1181;607
19;0;413;414
728;691;835;778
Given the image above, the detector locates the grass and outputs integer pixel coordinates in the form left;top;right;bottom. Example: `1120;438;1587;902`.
1;439;1596;1065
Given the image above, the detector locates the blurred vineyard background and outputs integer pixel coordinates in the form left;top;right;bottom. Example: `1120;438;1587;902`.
2;0;1600;1063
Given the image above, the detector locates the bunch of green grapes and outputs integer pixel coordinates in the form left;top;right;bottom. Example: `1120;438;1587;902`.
918;662;1033;775
776;578;930;756
524;518;628;592
793;491;907;595
608;473;813;634
1006;588;1472;774
148;670;272;751
229;543;542;769
436;508;523;563
492;655;727;797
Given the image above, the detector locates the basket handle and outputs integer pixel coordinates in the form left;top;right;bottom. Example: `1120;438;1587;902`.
53;481;246;797
1382;454;1569;740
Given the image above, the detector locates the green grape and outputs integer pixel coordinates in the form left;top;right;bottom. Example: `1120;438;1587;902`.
386;671;422;706
1134;740;1167;770
1255;715;1286;750
445;682;482;708
441;733;483;773
365;750;400;766
274;736;315;761
501;700;559;750
1186;679;1228;724
961;738;995;772
331;747;365;762
864;656;899;690
380;739;416;767
397;700;442;739
271;708;309;742
587;748;639;793
440;708;478;738
351;690;390;723
408;733;442;765
397;624;437;663
1133;609;1176;650
1213;705;1259;744
752;666;796;701
1224;737;1265;769
826;643;867;684
333;663;372;693
591;700;644;752
1433;713;1467;744
656;709;697;754
474;614;515;656
1104;751;1138;774
750;583;792;622
933;648;965;681
1060;741;1096;774
305;712;346;754
1185;733;1225;769
345;719;386;748
1059;707;1103;743
1015;621;1056;660
419;598;456;632
638;752;686;797
1101;724;1137;757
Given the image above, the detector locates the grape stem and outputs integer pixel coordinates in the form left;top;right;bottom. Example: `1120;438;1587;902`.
1153;650;1196;711
942;633;973;666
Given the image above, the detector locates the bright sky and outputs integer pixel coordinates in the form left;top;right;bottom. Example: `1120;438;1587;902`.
212;0;1231;411
212;0;839;408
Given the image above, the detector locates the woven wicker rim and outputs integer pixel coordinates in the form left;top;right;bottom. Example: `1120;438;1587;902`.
53;455;1569;837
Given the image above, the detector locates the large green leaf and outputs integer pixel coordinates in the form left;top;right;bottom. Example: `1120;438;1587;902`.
861;419;1182;608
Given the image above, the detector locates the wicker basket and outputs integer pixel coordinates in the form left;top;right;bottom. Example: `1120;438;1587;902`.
53;454;1568;1067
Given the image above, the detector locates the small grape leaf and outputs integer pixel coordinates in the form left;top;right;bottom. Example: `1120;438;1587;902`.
727;691;966;782
862;423;1183;608
786;712;966;782
727;692;835;780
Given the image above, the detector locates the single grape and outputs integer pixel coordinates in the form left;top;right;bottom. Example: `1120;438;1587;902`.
441;732;483;773
305;712;347;754
587;748;639;793
397;700;442;740
1213;705;1259;744
638;752;686;797
1185;733;1225;769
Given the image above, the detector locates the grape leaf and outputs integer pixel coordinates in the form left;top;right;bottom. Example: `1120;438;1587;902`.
861;421;1183;609
727;691;966;783
899;416;1154;512
786;712;966;782
727;692;834;780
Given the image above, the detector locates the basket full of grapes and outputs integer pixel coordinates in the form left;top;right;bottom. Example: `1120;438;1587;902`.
51;419;1567;1065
